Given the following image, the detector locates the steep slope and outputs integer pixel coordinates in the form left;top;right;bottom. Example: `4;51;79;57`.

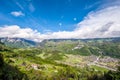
0;37;36;48
40;37;120;58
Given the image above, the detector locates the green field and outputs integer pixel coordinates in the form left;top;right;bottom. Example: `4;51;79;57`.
0;39;120;80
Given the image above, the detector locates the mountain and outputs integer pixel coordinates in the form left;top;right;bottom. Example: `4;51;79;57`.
40;37;120;58
41;37;120;43
0;37;120;80
0;37;36;48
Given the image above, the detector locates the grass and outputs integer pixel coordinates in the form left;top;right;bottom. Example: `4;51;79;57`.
36;52;46;59
90;65;109;72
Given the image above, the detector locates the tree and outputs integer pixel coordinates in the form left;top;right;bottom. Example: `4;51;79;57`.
0;53;4;67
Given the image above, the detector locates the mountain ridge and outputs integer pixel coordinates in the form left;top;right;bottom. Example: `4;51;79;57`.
0;37;36;48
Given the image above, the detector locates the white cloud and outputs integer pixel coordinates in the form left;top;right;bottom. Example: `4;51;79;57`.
1;5;120;42
39;5;120;39
73;18;77;21
84;1;100;9
75;6;120;38
15;2;24;10
58;23;62;26
11;11;25;17
29;3;35;12
41;5;120;39
0;25;42;42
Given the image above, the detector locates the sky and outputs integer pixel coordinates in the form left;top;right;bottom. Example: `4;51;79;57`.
0;0;120;42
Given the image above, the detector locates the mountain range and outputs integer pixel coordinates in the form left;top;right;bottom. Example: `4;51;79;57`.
0;37;120;48
0;37;36;48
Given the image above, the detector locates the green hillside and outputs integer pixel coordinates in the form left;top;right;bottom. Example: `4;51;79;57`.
40;38;120;58
0;39;120;80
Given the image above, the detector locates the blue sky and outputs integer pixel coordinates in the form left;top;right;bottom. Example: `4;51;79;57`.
0;0;120;41
0;0;102;32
